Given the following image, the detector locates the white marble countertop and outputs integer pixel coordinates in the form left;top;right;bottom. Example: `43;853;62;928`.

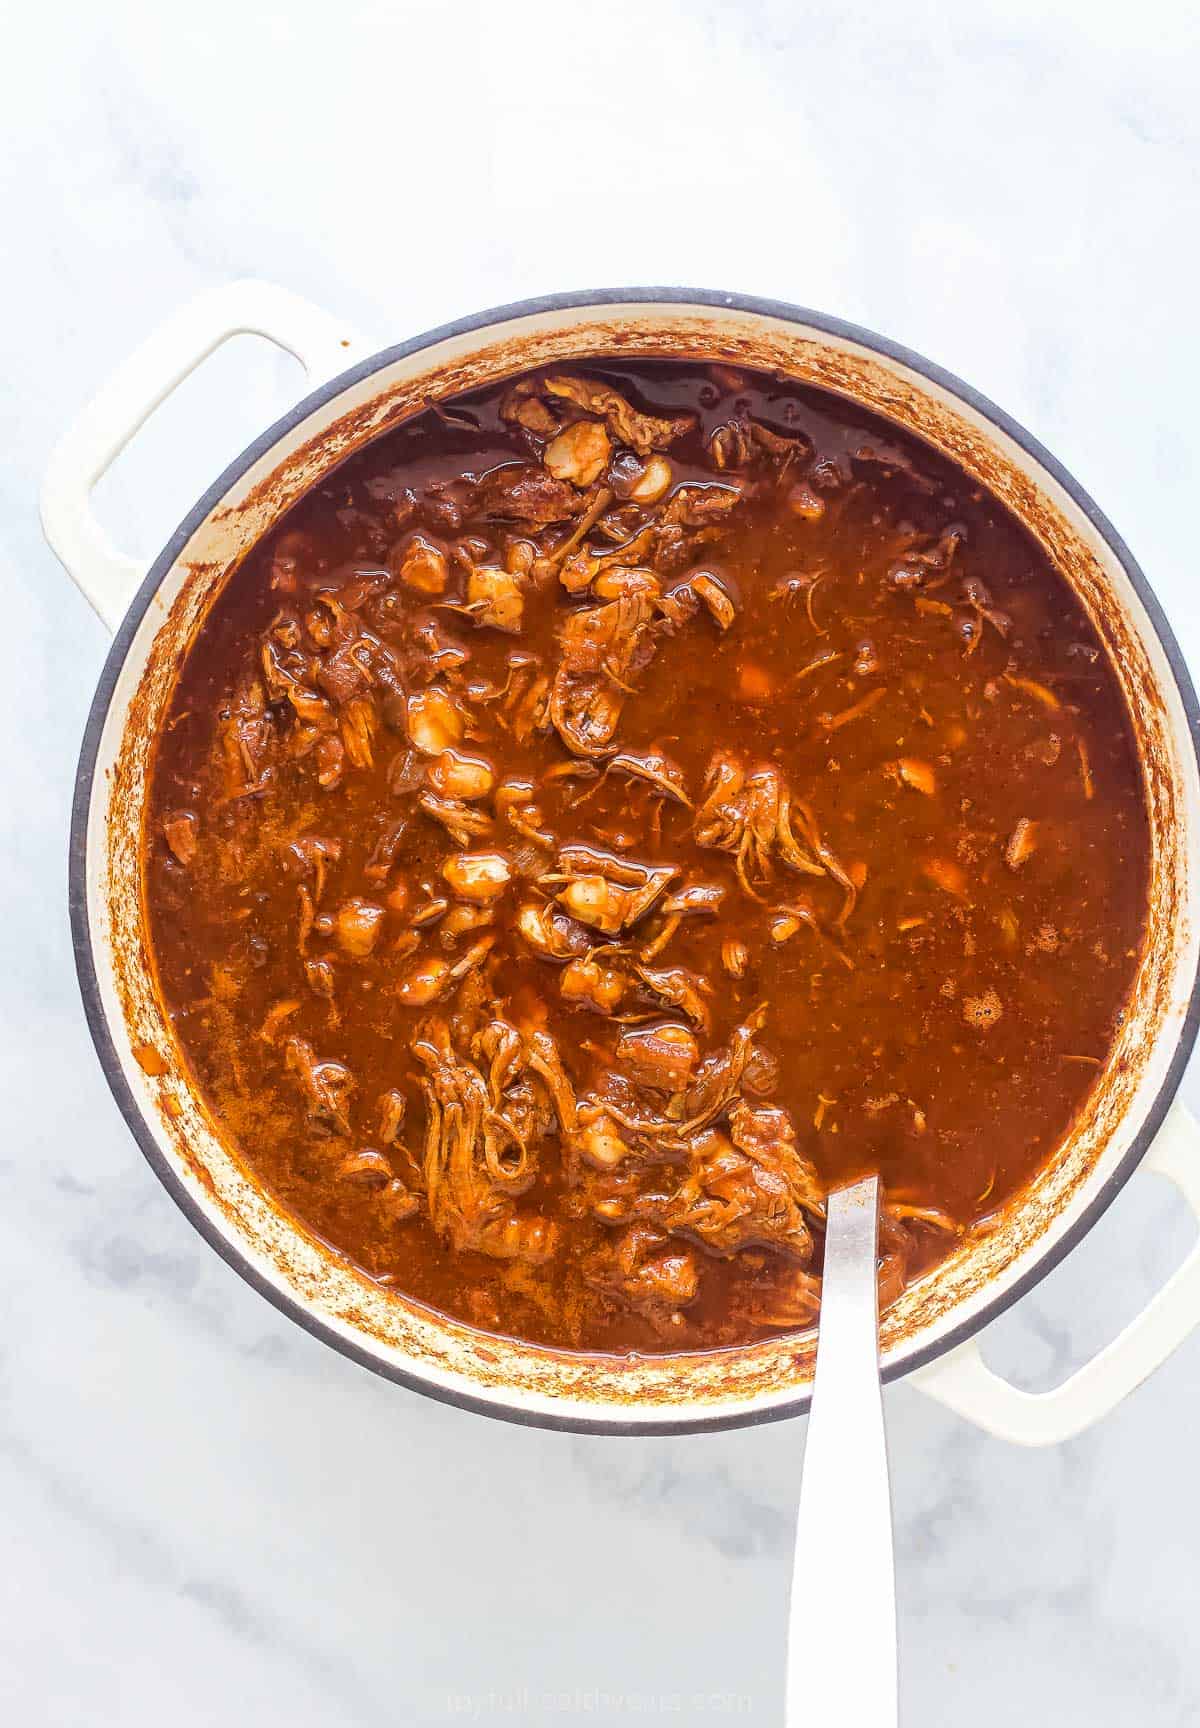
6;0;1200;1720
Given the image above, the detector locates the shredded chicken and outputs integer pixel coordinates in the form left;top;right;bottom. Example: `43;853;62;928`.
476;463;585;524
583;1223;699;1328
615;1023;699;1093
542;845;677;935
606;747;691;806
219;676;273;796
548;578;668;757
693;752;855;922
411;1015;572;1262
284;1038;355;1137
542;375;695;455
419;791;494;846
651;1104;821;1259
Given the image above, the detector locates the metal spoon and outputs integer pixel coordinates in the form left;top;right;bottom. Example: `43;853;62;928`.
787;1174;898;1724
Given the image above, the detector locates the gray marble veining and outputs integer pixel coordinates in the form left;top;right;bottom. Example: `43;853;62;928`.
4;0;1200;1720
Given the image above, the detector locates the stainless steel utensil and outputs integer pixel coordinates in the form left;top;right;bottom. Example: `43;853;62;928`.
787;1175;897;1723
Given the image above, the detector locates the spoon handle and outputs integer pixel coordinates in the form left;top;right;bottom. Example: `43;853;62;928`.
787;1175;898;1725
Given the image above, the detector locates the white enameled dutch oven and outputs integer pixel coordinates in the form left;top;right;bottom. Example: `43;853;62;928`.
43;282;1200;1440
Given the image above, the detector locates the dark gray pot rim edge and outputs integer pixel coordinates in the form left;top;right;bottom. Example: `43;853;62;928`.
67;285;1200;1436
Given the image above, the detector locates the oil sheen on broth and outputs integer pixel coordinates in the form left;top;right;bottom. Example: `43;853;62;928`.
144;360;1149;1353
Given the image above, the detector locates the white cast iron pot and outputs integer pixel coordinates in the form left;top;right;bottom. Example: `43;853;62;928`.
43;281;1200;1440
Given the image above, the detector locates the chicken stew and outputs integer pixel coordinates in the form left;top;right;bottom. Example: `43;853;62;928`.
144;359;1149;1352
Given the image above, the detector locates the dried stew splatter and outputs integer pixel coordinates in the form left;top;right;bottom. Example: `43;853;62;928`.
145;360;1149;1352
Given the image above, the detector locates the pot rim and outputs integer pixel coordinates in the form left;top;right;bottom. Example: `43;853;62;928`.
69;286;1200;1434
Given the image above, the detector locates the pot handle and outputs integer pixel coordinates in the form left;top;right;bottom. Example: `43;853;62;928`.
40;279;363;632
909;1100;1200;1444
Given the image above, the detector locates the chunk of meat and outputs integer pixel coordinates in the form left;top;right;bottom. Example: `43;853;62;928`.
583;1224;699;1327
476;463;584;524
606;748;691;806
722;938;749;977
653;1103;822;1259
709;415;809;471
162;809;198;865
548;581;669;757
284;833;343;902
378;1088;407;1145
632;962;712;1032
659;483;743;529
498;378;560;438
549;677;626;759
269;529;314;593
411;1015;571;1262
547;850;676;935
515;901;593;964
412;1018;534;1245
693;752;857;924
573;1009;769;1168
219;676;273;796
661;881;726;918
543;375;695;455
285;1038;355;1137
502;667;554;746
616;1023;699;1093
339;696;378;770
315;641;373;708
377;1179;421;1223
339;1148;393;1186
874;1205;961;1310
884;525;962;590
418;792;494;846
709;419;755;470
679;1010;768;1133
304;958;338;1012
731;1267;822;1331
363;820;407;886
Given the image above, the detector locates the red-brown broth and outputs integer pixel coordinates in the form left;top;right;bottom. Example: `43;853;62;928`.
144;359;1149;1352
